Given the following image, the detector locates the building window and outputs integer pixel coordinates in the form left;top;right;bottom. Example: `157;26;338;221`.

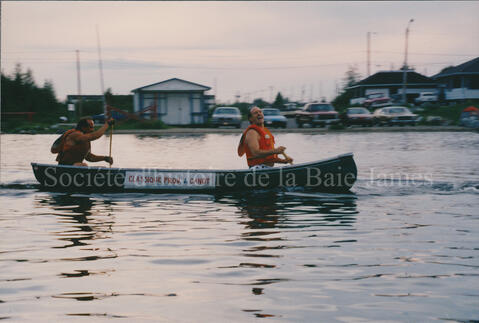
469;75;479;89
447;79;453;90
452;77;462;89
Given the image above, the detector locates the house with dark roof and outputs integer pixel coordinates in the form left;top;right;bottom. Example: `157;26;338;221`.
348;70;438;105
132;78;215;125
432;57;479;102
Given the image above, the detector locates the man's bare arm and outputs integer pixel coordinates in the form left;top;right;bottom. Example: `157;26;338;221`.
245;130;285;158
85;152;113;164
73;123;110;144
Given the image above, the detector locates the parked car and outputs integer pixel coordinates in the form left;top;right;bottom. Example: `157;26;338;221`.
460;114;479;129
341;107;374;127
373;106;418;126
262;108;287;128
415;92;438;105
281;103;299;118
459;106;479;128
363;93;392;109
211;107;242;128
295;102;340;128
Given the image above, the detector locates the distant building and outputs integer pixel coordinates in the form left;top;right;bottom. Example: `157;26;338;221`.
132;78;215;125
432;57;479;102
66;94;104;103
348;70;438;104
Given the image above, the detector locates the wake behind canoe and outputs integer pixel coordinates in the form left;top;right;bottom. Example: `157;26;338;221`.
31;153;357;193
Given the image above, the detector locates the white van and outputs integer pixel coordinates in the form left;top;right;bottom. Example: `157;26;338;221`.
415;92;438;104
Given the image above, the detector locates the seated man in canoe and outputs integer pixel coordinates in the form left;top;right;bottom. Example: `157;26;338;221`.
238;106;293;168
52;117;115;166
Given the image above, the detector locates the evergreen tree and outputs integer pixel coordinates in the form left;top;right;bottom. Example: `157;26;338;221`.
102;87;134;112
105;88;114;106
342;65;361;89
252;98;268;109
23;68;36;88
272;92;285;110
1;64;65;121
332;65;362;111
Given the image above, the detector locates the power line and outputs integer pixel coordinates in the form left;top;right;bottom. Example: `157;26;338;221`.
371;50;477;57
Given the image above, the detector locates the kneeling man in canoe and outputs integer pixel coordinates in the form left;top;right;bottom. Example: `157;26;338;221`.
52;117;115;166
238;106;293;168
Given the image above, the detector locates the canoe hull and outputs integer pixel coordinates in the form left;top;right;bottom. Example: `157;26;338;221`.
31;153;357;193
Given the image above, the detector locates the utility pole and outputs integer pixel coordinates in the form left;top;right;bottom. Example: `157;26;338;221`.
367;32;377;76
402;19;414;104
403;19;414;69
75;50;83;118
96;25;106;114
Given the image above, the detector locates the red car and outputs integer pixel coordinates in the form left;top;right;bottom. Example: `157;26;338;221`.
341;107;374;126
295;102;340;128
363;93;391;109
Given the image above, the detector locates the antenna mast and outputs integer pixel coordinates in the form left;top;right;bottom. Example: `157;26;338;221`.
96;25;106;114
76;50;83;117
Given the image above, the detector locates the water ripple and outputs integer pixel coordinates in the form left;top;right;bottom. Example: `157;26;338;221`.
1;132;479;322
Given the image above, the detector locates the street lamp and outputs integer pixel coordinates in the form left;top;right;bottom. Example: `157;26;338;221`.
404;19;414;69
402;19;414;104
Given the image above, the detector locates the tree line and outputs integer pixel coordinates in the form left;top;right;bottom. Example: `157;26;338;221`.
1;64;64;122
1;64;135;126
2;63;361;126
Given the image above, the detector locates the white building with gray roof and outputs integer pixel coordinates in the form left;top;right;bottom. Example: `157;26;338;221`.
132;78;215;125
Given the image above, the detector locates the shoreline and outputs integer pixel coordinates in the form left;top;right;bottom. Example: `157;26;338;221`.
113;125;473;135
1;125;475;135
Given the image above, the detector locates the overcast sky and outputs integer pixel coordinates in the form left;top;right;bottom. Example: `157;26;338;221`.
2;1;478;103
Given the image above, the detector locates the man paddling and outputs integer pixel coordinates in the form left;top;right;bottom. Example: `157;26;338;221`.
237;106;293;168
54;117;115;166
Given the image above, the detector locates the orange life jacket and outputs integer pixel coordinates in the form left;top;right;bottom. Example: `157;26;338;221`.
56;129;91;164
237;124;277;167
51;129;76;154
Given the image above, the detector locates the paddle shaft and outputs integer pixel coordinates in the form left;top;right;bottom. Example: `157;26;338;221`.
108;125;113;168
282;152;293;165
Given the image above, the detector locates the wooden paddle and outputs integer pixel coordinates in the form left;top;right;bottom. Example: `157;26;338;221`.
282;152;293;165
108;124;113;168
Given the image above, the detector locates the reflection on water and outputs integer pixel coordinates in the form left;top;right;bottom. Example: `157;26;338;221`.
1;184;478;321
224;190;358;232
35;194;115;250
0;190;363;320
36;190;359;253
1;132;478;321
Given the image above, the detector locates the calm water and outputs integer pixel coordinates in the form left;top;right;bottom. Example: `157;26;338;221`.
1;132;478;322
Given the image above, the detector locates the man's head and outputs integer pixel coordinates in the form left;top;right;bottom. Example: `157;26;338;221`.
76;117;95;133
248;106;264;126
